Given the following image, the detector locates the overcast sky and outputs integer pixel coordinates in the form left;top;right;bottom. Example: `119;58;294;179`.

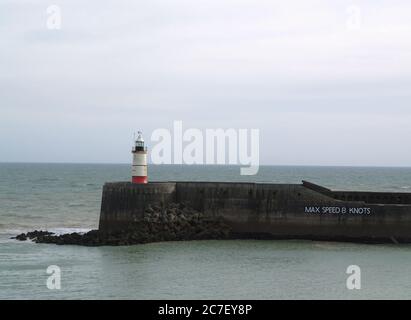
1;0;411;166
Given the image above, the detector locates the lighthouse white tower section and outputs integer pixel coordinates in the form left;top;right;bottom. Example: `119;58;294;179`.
131;131;148;184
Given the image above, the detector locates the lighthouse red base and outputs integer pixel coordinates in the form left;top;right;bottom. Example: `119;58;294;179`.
132;176;148;184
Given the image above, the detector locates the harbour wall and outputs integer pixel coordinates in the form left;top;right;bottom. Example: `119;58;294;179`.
98;181;411;243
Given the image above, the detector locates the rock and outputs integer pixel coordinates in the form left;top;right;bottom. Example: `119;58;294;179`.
13;202;232;246
15;233;27;241
145;205;154;214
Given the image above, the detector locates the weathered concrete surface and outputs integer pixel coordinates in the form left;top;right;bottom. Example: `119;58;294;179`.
98;181;411;243
99;182;176;232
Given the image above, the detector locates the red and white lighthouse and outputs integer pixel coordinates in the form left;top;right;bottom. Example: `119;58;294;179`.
131;131;148;184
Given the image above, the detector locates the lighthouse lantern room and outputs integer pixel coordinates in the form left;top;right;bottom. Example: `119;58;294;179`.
131;131;148;184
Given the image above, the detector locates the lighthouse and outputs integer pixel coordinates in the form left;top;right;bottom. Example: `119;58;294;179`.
131;131;148;184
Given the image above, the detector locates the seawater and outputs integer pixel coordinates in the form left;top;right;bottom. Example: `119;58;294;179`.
1;163;411;299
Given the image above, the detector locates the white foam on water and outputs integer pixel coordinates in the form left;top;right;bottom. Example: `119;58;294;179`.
0;227;92;243
47;227;92;235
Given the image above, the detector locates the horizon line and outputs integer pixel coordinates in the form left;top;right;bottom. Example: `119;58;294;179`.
0;161;410;169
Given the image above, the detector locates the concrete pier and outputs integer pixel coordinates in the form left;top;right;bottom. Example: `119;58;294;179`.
99;181;411;243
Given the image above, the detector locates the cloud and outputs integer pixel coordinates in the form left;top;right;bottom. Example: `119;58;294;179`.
0;0;411;165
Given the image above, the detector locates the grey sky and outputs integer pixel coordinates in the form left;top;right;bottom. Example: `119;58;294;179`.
1;0;411;166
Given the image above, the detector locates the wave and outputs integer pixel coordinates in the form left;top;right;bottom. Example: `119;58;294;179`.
47;227;92;235
0;227;93;239
28;178;60;183
68;203;86;208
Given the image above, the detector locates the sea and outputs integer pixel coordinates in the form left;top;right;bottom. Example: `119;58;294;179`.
1;163;411;300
